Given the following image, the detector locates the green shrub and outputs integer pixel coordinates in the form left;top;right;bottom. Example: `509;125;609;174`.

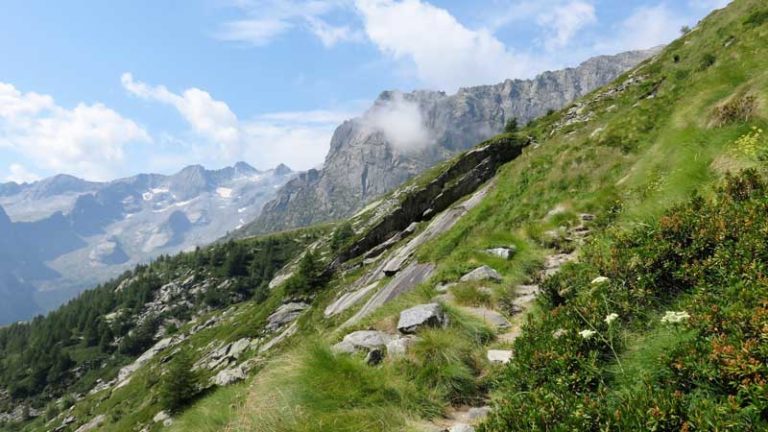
481;171;768;431
159;351;198;413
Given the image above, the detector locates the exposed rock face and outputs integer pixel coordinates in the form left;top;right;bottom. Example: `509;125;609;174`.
242;49;658;236
266;302;309;331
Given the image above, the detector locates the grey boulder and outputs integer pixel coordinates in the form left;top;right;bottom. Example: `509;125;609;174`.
397;303;446;334
460;266;502;282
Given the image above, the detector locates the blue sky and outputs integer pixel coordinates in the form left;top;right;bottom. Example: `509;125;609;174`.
0;0;729;182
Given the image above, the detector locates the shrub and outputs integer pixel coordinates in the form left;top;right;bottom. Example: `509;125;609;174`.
159;351;198;413
480;171;768;431
744;9;768;28
504;118;519;134
699;52;717;70
711;94;758;127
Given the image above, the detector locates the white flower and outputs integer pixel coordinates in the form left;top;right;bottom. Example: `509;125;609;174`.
579;329;597;339
591;276;610;285
604;313;619;325
661;311;690;324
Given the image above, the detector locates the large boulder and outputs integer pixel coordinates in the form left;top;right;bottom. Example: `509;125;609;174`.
460;266;502;282
397;303;446;334
211;366;247;386
333;330;393;354
266;302;308;331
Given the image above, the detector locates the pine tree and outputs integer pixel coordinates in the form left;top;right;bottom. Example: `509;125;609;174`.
159;351;197;413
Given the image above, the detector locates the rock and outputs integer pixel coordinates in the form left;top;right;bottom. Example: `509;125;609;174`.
580;213;596;221
324;282;379;318
153;411;170;423
75;414;106;432
386;336;416;357
553;329;568;339
487;350;513;364
116;336;181;387
247;50;656;236
591;276;610;285
211;366;247;386
449;424;475;432
459;307;511;331
467;406;491;421
333;330;393;354
460;266;502;282
485;247;516;260
344;263;436;327
228;338;251;360
259;321;298;353
435;282;456;293
266;302;308;331
397;303;446;334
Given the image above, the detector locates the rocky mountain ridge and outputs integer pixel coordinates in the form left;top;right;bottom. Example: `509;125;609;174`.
240;48;660;236
0;162;294;324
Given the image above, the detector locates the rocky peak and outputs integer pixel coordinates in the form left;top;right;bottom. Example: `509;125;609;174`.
238;48;659;237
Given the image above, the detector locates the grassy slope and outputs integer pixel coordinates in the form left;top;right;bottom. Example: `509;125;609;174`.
207;1;766;431
18;1;767;431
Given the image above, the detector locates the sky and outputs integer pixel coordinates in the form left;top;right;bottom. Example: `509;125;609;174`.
0;0;730;182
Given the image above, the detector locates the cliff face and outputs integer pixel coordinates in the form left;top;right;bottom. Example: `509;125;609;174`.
243;49;659;236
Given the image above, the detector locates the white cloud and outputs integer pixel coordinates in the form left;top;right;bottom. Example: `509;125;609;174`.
4;163;41;184
122;73;240;158
362;92;432;152
216;19;293;46
354;0;539;91
306;17;362;47
122;73;353;170
0;82;149;181
537;1;596;51
216;0;359;47
595;4;686;54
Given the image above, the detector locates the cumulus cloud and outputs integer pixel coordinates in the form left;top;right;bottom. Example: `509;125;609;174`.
354;0;538;91
4;163;41;184
122;73;240;158
362;92;432;152
122;73;353;171
537;1;596;51
0;82;149;181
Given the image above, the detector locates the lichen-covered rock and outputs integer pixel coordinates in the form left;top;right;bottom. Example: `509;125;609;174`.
333;330;393;354
397;303;446;334
460;266;502;282
266;302;309;331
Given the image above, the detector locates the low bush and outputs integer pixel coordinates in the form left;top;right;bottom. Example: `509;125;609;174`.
712;94;758;127
481;171;768;431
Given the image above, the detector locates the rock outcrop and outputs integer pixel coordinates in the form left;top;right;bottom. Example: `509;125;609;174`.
240;49;658;236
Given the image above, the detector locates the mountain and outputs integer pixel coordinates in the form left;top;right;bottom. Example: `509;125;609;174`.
0;162;294;324
2;0;766;430
239;48;659;237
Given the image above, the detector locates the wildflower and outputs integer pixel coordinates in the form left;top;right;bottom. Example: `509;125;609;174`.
579;329;597;339
604;313;619;325
591;276;610;285
661;311;690;324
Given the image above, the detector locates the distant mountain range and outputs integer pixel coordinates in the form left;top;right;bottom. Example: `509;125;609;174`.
237;48;660;237
0;162;293;324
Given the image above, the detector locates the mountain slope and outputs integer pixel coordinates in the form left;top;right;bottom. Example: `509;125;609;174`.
3;0;767;430
238;49;658;237
0;162;293;324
